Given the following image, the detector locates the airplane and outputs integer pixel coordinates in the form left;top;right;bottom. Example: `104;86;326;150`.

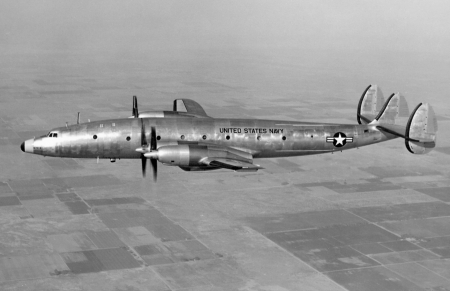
20;85;438;181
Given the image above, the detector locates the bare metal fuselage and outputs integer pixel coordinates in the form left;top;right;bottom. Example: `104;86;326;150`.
21;85;437;175
32;117;393;160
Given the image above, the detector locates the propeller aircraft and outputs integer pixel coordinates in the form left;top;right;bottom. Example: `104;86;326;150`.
21;85;438;181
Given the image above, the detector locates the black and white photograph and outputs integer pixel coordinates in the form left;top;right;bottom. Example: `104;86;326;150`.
1;1;450;290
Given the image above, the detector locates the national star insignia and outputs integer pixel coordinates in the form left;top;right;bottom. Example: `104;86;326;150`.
334;133;346;146
326;132;353;147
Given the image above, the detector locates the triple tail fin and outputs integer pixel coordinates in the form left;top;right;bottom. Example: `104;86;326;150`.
358;85;437;154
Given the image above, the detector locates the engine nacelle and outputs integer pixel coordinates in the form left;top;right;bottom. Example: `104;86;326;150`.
148;144;252;167
156;144;191;165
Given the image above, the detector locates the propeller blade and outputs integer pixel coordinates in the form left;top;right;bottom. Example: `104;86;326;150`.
150;158;157;181
140;119;148;178
132;95;139;118
150;126;157;150
141;156;147;177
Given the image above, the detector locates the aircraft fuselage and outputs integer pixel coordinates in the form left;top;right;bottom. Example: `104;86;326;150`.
25;117;393;160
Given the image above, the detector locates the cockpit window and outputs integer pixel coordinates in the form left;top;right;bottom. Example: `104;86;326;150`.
53;133;58;138
47;132;58;138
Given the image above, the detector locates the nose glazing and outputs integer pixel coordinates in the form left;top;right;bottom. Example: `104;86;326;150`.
20;142;25;152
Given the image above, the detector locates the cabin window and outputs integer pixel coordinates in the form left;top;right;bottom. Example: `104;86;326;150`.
226;135;230;140
93;135;98;139
126;136;130;141
282;136;286;141
310;135;313;138
257;136;261;140
99;124;104;128
180;135;185;140
202;135;207;140
156;136;161;140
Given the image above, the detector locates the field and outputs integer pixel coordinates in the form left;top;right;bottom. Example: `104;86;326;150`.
1;48;450;290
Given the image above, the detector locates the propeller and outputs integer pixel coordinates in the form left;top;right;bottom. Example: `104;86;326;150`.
137;120;158;181
150;155;157;181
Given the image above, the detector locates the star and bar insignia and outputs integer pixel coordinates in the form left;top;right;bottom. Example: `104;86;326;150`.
326;132;353;147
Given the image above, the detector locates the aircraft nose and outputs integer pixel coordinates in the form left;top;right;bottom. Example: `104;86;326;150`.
21;139;34;153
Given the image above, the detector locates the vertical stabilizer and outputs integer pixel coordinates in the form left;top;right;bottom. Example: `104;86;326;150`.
405;103;437;154
357;85;385;124
376;93;410;124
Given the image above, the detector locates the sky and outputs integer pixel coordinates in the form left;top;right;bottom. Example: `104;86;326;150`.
1;0;449;54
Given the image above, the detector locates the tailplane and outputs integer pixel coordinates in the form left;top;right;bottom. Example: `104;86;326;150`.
358;84;438;154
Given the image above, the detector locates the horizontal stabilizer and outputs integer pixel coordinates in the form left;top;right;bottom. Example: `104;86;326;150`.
376;123;433;143
357;85;385;124
202;158;263;172
376;124;407;138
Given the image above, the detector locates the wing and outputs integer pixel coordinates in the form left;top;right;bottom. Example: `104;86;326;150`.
201;158;264;172
173;99;209;117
